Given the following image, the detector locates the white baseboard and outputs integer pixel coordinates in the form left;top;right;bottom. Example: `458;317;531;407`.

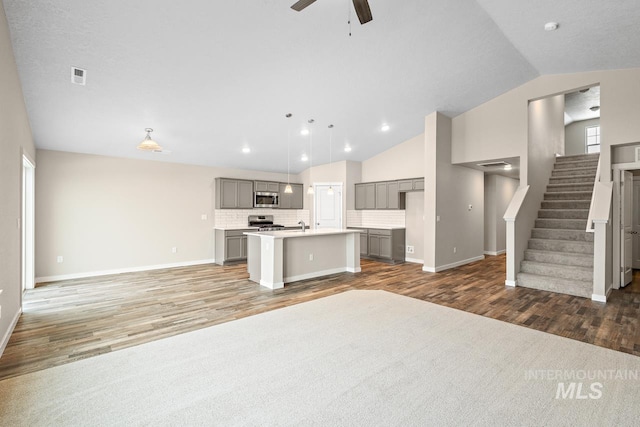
405;257;424;264
0;307;22;359
422;255;485;273
35;259;215;284
346;267;362;273
505;280;517;287
484;250;506;256
259;280;284;290
592;286;613;303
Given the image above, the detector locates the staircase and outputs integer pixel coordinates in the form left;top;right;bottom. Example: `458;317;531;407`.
517;153;599;298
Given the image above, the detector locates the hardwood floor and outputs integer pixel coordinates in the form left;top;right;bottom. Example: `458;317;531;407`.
1;255;639;381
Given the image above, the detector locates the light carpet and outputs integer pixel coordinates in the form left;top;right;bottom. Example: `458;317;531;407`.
1;290;639;426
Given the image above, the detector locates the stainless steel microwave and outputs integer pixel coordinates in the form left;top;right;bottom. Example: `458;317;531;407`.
254;192;279;208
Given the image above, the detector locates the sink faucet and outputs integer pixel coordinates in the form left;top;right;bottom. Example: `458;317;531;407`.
298;220;306;232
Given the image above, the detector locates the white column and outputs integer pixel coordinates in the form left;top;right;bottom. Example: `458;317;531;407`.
259;236;284;289
505;219;516;287
346;231;361;273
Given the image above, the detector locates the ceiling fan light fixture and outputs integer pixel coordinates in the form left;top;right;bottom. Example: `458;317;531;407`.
137;128;162;151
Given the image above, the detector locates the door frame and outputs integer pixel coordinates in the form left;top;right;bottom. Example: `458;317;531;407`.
612;162;640;289
313;182;343;230
21;152;36;295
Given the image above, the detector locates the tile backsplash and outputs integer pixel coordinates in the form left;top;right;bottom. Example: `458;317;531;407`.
215;209;310;228
346;210;406;228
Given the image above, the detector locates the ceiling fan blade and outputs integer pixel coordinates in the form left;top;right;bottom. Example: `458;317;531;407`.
352;0;372;24
291;0;318;12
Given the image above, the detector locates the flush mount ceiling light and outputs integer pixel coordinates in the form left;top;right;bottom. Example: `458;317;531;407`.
381;123;390;132
300;128;310;136
301;154;308;162
344;145;352;152
137;128;162;151
590;105;600;112
544;22;559;31
242;147;251;154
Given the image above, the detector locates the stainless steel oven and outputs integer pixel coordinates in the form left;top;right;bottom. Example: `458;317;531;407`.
254;192;279;208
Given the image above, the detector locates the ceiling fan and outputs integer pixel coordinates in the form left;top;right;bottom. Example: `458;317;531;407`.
291;0;373;25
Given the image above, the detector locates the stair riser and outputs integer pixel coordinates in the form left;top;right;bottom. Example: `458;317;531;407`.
546;184;594;193
538;210;589;219
549;176;596;184
517;274;592;298
552;168;597;177
529;239;593;254
554;161;599;170
541;201;591;210
521;262;592;282
524;251;593;268
535;219;587;230
532;229;594;242
544;192;592;201
556;154;600;163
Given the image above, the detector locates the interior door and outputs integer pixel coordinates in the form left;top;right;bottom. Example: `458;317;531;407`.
633;177;640;269
314;184;342;229
621;171;633;286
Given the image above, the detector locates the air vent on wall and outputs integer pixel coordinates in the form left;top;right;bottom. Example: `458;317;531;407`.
71;67;86;85
477;161;510;168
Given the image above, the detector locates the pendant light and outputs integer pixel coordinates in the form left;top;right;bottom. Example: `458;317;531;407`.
327;124;334;196
307;119;315;195
137;128;162;151
284;113;293;194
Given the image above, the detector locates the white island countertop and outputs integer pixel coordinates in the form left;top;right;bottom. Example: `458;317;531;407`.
346;225;405;230
244;228;363;239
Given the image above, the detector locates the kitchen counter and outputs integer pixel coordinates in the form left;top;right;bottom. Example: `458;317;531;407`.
346;225;405;230
214;225;306;231
244;228;362;289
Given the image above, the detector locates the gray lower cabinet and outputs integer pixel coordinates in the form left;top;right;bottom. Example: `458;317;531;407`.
278;183;303;209
348;227;405;263
215;178;254;209
215;229;250;265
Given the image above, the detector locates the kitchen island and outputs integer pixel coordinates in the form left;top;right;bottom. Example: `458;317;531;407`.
244;228;362;289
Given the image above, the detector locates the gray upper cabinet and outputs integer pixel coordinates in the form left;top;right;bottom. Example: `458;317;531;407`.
215;178;254;209
255;181;279;192
355;183;376;210
387;181;399;209
375;182;388;209
355;184;366;209
278;183;303;209
398;178;424;192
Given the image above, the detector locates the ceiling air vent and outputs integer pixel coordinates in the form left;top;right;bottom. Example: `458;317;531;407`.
71;67;86;85
477;161;510;168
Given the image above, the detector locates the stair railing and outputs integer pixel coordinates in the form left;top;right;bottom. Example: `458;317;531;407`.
586;156;601;233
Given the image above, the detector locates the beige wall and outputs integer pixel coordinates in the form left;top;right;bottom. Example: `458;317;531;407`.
405;191;424;262
484;174;519;254
361;134;425;182
565;118;600;156
424;112;484;271
452;68;640;183
35;150;291;280
0;2;36;354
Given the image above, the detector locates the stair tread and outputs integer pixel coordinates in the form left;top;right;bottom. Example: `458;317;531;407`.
522;260;592;271
525;249;592;258
529;237;593;244
517;272;592;287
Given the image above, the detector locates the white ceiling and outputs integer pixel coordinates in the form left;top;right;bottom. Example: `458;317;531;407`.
564;86;600;125
4;0;640;174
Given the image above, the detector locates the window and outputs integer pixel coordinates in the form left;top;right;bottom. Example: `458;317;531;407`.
586;125;600;153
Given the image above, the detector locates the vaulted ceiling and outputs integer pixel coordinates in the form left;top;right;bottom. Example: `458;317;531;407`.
4;0;640;173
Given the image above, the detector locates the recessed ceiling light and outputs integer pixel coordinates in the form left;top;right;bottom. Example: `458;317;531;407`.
544;22;559;31
242;147;251;154
301;154;308;161
590;106;600;112
381;124;390;132
300;129;309;136
344;145;352;152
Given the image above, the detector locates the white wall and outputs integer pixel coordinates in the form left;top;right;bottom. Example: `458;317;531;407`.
35;150;292;280
484;174;519;255
405;191;424;262
0;2;36;355
424;112;484;271
361;133;424;182
452;69;640;183
565;118;600;156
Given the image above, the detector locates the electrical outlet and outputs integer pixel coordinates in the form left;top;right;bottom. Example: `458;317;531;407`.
453;247;457;254
57;255;63;263
172;247;177;253
407;245;415;254
309;253;314;261
468;204;473;211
